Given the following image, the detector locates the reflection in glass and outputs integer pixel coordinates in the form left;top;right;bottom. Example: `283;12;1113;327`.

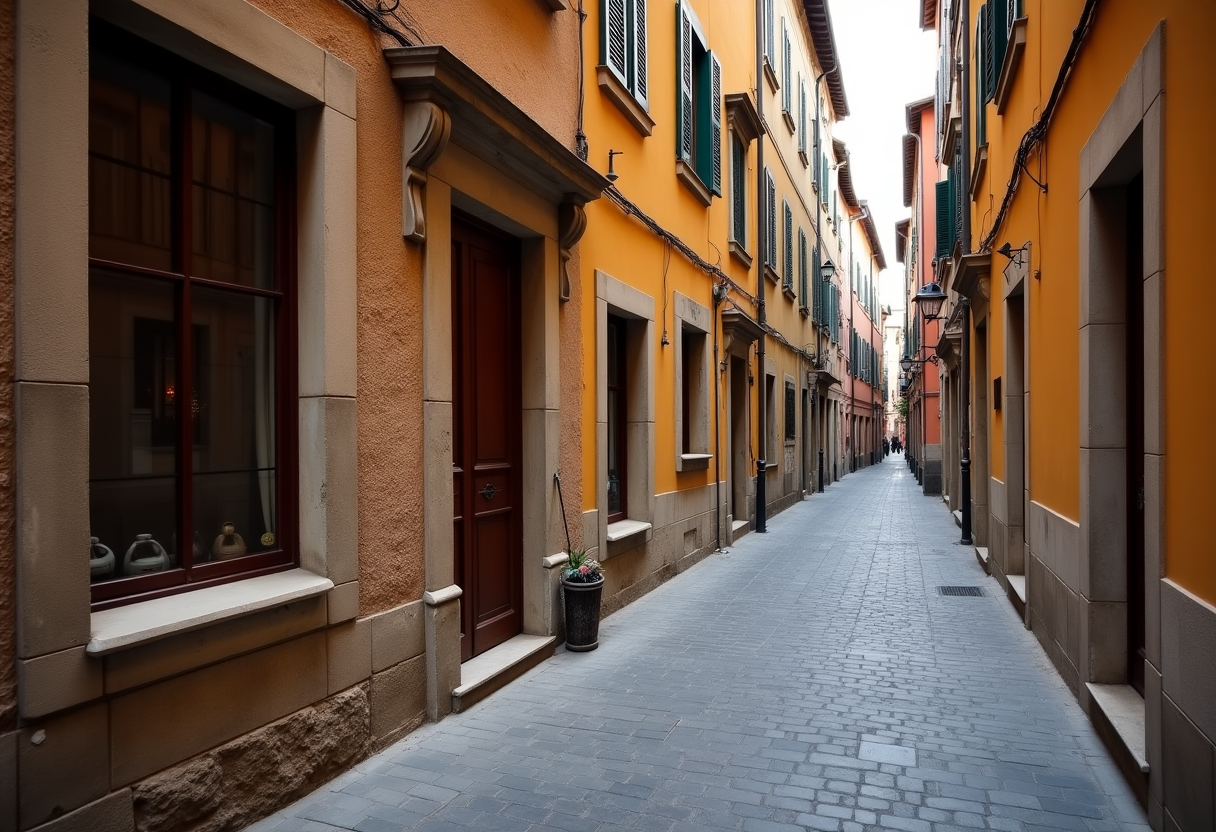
191;91;276;288
88;54;172;271
607;318;623;519
191;287;277;560
88;268;178;582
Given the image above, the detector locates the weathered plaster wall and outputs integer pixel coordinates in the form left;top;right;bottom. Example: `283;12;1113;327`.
0;0;15;732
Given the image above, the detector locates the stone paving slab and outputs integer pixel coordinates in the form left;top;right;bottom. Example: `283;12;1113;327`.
248;458;1150;832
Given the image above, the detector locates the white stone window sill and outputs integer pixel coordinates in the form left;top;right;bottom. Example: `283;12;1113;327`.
88;568;334;656
677;453;712;472
606;519;652;542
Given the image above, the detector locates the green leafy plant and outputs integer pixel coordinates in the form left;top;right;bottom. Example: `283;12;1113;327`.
561;549;604;583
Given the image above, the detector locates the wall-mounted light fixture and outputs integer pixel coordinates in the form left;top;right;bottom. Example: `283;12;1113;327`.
606;149;623;183
820;257;836;283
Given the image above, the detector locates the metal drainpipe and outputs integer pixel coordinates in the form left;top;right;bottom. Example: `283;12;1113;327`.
959;0;974;545
755;0;767;533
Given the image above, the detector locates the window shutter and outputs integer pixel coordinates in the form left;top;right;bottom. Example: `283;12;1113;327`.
799;78;807;153
813;242;822;322
953;145;963;251
782;20;791;110
976;5;987;147
710;52;722;196
676;1;693;163
820;155;829;206
934;179;951;257
812;114;820;188
731;137;745;244
1008;0;1019;35
982;3;995;103
766;169;776;267
799;228;807;302
764;0;774;65
784;201;793;287
993;0;1008;74
602;0;629;88
634;0;648;107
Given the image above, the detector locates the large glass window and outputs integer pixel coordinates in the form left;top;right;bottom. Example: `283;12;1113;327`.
87;25;294;606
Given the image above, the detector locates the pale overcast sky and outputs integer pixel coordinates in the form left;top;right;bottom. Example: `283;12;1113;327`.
827;0;937;310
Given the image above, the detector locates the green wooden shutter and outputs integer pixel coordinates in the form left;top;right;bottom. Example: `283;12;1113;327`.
602;0;629;88
976;4;988;147
676;1;693;164
934;179;951;257
633;0;648;107
799;228;807;303
993;0;1008;74
709;52;722;196
766;168;776;267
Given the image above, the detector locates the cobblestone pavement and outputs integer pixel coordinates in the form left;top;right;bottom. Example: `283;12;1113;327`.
250;456;1150;832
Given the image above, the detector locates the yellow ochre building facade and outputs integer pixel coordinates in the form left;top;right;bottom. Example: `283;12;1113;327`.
927;0;1216;826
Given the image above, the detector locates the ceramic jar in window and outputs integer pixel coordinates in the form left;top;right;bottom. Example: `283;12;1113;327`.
212;522;247;561
124;534;169;575
89;537;115;580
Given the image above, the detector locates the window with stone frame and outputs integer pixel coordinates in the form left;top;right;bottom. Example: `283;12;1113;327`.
675;0;722;203
87;23;295;606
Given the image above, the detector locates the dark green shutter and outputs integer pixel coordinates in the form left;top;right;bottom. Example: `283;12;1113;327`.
676;1;693;164
782;20;791;111
935;179;951;258
764;0;773;65
709;52;722;196
799;228;807;303
976;4;988;147
798;79;806;153
766;169;776;268
993;0;1008;75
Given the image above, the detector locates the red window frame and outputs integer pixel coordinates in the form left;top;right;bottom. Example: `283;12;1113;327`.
88;21;298;609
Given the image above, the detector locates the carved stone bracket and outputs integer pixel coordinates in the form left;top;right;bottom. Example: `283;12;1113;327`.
557;199;587;303
402;101;451;243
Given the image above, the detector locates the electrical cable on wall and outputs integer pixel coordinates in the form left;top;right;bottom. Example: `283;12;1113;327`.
333;0;413;47
978;0;1100;253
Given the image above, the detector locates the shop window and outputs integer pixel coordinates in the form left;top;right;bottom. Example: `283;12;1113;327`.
87;28;294;605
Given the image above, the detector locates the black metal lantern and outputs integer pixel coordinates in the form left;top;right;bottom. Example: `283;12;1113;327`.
911;282;948;320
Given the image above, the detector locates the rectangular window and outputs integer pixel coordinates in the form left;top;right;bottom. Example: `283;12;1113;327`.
766;374;778;462
731;135;746;245
602;0;649;109
676;0;721;197
784;381;796;441
88;29;295;605
606;314;628;524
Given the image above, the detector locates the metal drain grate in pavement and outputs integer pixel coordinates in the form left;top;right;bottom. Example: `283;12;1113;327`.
937;585;985;597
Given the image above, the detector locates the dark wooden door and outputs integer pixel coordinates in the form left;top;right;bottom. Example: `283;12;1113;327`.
1126;173;1146;696
452;215;522;662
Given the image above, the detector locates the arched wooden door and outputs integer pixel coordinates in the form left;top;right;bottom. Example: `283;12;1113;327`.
451;214;522;662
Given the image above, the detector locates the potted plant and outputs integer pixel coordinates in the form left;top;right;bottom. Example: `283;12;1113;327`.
561;549;604;651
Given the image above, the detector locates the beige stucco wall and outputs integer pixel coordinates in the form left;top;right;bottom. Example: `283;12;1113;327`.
0;0;14;732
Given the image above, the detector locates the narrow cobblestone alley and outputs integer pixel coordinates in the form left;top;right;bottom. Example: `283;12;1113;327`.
250;458;1149;832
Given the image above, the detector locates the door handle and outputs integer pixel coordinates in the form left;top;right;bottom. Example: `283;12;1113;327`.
478;483;499;501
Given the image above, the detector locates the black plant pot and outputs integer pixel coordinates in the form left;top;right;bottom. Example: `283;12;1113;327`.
562;577;604;651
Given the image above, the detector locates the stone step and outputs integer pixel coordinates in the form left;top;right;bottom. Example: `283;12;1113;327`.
451;634;555;714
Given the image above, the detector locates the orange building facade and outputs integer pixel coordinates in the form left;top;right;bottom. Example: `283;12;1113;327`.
925;0;1216;827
